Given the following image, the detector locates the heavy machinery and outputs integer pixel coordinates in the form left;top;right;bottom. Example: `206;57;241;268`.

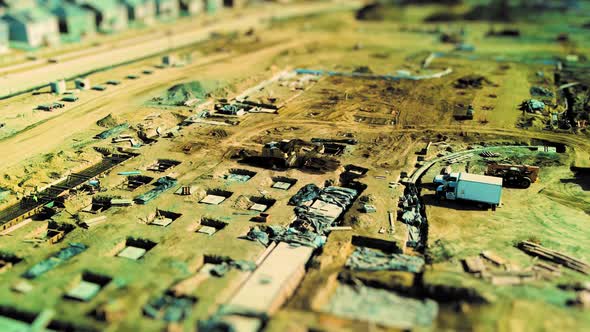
485;163;539;189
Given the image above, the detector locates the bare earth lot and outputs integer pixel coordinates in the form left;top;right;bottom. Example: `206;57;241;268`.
0;5;589;332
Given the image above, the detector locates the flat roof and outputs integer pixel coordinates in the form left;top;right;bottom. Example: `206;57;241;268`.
227;242;313;314
459;173;503;186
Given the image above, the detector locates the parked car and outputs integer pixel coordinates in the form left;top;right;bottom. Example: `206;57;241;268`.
92;85;107;91
106;80;121;85
38;102;65;111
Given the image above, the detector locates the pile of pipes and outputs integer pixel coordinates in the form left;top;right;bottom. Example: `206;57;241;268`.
518;241;589;275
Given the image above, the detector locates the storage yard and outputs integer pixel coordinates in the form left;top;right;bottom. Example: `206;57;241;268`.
0;1;589;331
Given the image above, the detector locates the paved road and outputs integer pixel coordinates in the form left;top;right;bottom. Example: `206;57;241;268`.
0;1;359;98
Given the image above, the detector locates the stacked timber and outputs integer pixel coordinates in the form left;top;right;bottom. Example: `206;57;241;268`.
518;241;589;275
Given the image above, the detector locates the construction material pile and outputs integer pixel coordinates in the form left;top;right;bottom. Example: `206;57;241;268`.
454;75;491;89
246;185;357;248
134;177;177;205
22;243;87;279
518;241;589;275
290;186;358;235
246;225;326;249
346;247;425;273
398;185;427;249
323;284;438;330
288;184;321;206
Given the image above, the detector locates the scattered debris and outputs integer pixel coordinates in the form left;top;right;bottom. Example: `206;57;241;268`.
454;75;492;89
346;247;424;273
22;243;87;279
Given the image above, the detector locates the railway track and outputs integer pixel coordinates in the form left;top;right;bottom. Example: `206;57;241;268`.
0;152;137;232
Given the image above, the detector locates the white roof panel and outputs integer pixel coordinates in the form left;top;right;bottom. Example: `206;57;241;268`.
459;173;502;186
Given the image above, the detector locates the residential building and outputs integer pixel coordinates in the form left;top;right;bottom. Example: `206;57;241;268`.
123;0;156;26
41;0;96;41
1;7;60;48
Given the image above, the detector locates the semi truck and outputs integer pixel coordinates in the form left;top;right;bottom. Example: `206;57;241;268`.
436;172;503;209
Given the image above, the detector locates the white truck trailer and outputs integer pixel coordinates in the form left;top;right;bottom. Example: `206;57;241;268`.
436;172;502;209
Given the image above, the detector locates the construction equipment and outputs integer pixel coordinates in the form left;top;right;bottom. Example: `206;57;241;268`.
485;163;539;189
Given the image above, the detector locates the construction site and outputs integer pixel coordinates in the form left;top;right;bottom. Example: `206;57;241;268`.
0;0;589;331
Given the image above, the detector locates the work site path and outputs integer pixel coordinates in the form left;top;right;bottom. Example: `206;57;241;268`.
0;39;311;170
226;118;590;167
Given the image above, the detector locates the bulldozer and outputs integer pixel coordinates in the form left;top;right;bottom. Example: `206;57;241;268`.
485;163;540;189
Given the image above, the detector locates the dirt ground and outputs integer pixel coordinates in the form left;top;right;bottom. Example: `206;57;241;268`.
0;5;589;332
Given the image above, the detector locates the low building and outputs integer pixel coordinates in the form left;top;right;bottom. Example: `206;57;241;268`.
42;0;96;42
77;0;127;34
204;0;222;14
123;0;156;26
155;0;179;21
1;7;60;48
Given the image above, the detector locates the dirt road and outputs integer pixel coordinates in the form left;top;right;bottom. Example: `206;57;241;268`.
0;40;308;170
0;1;359;98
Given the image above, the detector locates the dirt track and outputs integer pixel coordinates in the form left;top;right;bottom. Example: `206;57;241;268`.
0;39;310;170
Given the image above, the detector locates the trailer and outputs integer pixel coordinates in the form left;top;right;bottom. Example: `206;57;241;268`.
437;173;502;209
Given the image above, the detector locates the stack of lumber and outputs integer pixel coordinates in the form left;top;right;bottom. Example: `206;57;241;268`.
518;241;589;275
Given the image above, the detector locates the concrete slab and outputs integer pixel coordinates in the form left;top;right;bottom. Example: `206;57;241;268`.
118;246;147;260
197;226;217;236
250;203;268;212
152;218;174;227
200;195;226;205
66;281;101;301
310;200;343;220
272;181;292;190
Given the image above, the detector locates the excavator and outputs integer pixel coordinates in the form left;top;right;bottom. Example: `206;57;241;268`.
485;163;540;189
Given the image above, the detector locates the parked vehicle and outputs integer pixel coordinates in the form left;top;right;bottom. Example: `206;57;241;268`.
92;85;107;91
38;102;65;111
485;163;539;189
436;172;502;209
62;95;79;102
106;80;121;85
433;172;459;186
